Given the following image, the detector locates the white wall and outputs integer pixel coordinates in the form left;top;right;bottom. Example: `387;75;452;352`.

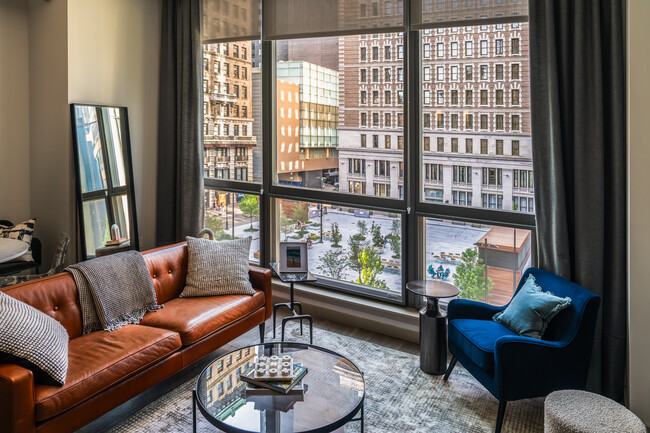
27;0;73;266
0;0;30;224
68;0;162;251
627;0;650;426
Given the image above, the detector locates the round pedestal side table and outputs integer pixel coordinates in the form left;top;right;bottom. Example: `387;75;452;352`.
406;280;459;375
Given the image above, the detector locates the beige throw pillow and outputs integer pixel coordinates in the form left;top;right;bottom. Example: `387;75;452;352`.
181;236;255;297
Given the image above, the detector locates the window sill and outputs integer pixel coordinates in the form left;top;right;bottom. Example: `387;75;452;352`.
271;278;419;344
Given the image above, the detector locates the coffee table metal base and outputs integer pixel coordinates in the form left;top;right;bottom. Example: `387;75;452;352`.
192;387;365;433
419;298;448;375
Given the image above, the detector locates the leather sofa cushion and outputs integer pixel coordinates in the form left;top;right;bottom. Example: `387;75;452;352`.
448;318;518;372
139;289;265;346
34;325;181;421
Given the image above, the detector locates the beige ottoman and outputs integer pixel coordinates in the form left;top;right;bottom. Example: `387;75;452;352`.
545;390;647;433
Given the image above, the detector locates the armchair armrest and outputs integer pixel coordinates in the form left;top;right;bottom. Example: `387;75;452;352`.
249;266;272;319
494;335;587;401
0;363;35;433
447;298;505;321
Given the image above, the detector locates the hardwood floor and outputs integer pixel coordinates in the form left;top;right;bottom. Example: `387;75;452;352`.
78;311;419;433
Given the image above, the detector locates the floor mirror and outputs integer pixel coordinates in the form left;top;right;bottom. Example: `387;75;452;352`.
70;104;139;260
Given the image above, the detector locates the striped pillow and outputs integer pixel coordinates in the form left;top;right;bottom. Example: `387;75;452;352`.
0;292;69;385
180;236;255;297
0;218;35;262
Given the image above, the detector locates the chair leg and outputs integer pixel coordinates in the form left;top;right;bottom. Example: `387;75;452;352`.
443;356;457;380
259;322;265;343
495;401;507;433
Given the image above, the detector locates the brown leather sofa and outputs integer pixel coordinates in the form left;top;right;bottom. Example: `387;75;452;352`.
0;242;271;433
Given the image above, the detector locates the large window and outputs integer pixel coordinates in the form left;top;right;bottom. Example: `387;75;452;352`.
201;0;533;305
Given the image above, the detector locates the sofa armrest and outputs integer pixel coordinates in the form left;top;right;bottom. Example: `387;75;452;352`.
249;266;272;319
493;335;586;401
447;298;505;321
0;364;35;433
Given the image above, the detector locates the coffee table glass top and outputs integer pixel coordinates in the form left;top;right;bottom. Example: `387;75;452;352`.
195;343;364;433
269;262;317;283
406;280;459;299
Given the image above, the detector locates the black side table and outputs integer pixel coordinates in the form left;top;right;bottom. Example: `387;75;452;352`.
406;280;459;375
269;262;316;344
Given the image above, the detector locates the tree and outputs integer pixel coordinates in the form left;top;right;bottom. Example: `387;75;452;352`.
453;247;494;301
239;194;259;231
330;222;342;247
317;250;348;280
391;219;400;237
347;234;369;278
205;215;225;236
280;215;293;241
389;234;401;259
356;247;388;290
356;220;368;238
372;225;383;247
290;202;309;223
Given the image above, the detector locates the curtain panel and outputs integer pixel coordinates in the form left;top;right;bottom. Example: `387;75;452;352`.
529;0;626;400
157;0;204;245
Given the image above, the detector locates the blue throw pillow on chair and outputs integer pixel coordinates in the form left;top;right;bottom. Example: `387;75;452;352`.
493;274;572;339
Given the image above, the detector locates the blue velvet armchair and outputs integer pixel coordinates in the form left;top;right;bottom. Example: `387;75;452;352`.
444;267;601;433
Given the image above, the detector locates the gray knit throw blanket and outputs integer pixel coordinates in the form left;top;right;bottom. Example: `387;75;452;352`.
66;251;161;334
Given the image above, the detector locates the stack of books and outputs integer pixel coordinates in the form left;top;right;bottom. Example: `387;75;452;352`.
240;363;308;396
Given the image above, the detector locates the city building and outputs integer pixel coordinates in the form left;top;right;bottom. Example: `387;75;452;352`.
276;61;340;188
338;24;534;213
203;41;257;209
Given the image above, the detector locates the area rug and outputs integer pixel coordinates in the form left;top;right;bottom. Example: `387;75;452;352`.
109;324;544;432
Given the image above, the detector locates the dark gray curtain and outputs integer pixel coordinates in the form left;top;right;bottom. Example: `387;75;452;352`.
529;0;626;400
156;0;204;246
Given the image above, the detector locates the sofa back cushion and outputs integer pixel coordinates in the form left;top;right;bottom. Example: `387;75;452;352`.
2;272;83;339
142;242;188;304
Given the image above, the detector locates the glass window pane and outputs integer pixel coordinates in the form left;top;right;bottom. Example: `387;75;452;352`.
111;194;131;241
82;199;109;258
203;41;261;183
420;24;533;213
204;189;260;264
424;217;533;306
101;107;127;187
73;106;107;193
275;34;404;199
277;199;403;301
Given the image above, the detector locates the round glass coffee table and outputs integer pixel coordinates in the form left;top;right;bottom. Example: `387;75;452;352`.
193;343;365;433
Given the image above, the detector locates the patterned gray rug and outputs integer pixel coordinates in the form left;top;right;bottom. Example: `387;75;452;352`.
109;325;543;432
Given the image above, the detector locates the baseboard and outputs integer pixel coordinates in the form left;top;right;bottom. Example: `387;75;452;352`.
271;280;420;344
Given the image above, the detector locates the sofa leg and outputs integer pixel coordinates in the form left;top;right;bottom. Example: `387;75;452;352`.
259;322;265;343
443;356;457;380
495;401;507;433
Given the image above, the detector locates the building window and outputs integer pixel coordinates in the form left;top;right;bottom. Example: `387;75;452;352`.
451;137;459;152
373;90;379;104
372;68;379;82
453;165;472;184
512;115;521;131
480;39;488;55
450;90;458;105
495;39;504;55
496;114;504;130
424;90;431;104
465;65;473;80
436;90;444;105
437;137;444;151
465;40;473;56
465;89;473;105
496;140;504;155
423;136;431;151
385;67;392;82
436;66;444;81
495;64;504;80
465;114;474;130
385;45;391;60
398;68;404;82
480;139;488;154
465;138;473;153
349;158;366;174
482;168;503;186
361;90;367;104
496;89;504;105
373;113;380;127
511;63;520;80
512;89;520;106
373;134;379;147
385;135;392;148
480;64;488;80
424;163;443;181
435;42;442;57
360;69;367;82
372;46;379;60
451;65;459;81
480;89;488;105
423;113;431;128
512;140;520;156
423;66;431;81
397;44;404;59
511;38;520;54
451;42;458;57
436;113;445;128
361;112;367;126
361;134;367;147
451;114;459;129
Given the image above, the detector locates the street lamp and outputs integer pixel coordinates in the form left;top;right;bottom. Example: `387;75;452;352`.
474;239;499;302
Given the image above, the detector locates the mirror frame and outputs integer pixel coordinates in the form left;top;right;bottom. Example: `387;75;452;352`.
70;103;139;260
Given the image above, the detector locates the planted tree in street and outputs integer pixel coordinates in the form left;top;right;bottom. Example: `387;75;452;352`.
391;219;400;237
205;215;229;239
356;220;368;239
453;247;494;301
331;222;342;247
317;250;348;280
372;225;384;247
290;202;310;224
389;235;401;259
356;247;388;290
280;215;293;241
239;194;259;231
347;234;369;278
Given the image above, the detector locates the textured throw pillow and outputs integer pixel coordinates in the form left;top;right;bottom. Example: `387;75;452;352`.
181;236;255;297
0;292;69;385
493;275;572;339
0;218;36;262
